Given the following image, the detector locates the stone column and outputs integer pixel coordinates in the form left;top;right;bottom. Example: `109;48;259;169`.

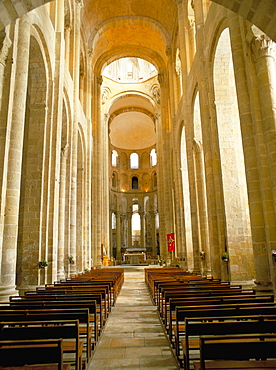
92;74;103;266
157;73;175;260
57;144;69;280
250;32;276;289
151;211;157;256
69;0;83;275
0;18;30;300
251;35;276;213
46;0;66;282
228;13;272;290
193;0;224;279
166;47;178;115
127;211;132;249
0;33;12;257
154;112;166;256
172;139;188;269
101;113;109;251
85;49;93;268
121;213;127;253
116;211;121;260
174;0;188;98
193;138;211;274
64;24;71;67
140;210;145;249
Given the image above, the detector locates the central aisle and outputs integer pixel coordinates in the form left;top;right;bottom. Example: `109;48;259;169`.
88;266;179;369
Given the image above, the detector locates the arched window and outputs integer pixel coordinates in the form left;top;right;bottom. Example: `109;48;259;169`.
111;150;118;167
130;153;139;169
132;176;138;189
150;148;157;167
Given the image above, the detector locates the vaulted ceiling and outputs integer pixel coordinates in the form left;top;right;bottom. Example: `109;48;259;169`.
85;0;176;73
0;0;275;46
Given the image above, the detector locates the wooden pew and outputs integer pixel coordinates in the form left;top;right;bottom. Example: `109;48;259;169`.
0;320;82;370
182;315;276;370
11;291;108;324
161;289;256;327
64;269;124;305
159;287;255;316
166;294;274;339
0;339;69;370
0;308;95;362
194;333;276;370
6;298;102;335
156;283;242;308
154;280;231;306
45;283;111;310
173;303;276;361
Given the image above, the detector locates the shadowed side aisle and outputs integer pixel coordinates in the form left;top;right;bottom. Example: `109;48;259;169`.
87;266;179;369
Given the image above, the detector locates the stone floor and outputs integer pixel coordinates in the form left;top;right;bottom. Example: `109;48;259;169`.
87;266;179;369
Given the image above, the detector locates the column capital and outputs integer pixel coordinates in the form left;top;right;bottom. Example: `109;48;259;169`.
251;34;276;62
75;0;83;8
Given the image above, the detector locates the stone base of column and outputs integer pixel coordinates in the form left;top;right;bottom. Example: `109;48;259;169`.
0;285;19;301
254;280;274;293
16;284;42;296
57;269;66;281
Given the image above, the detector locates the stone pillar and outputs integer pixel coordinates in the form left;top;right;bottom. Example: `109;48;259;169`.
116;211;121;260
92;74;103;267
0;18;30;300
251;35;276;214
85;49;93;268
127;211;132;249
69;0;83;275
140;211;145;249
250;32;276;289
174;0;188;98
64;24;71;67
228;13;272;291
46;0;66;283
121;213;127;253
101;113;110;251
193;0;224;279
151;211;157;257
57;144;69;280
166;47;178;115
172;140;188;269
0;33;12;255
79;69;84;106
193;139;211;274
157;73;175;261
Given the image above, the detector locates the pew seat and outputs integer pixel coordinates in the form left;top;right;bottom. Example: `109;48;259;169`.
194;333;276;370
0;339;69;370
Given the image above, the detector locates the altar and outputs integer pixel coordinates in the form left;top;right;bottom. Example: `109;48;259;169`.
123;252;146;265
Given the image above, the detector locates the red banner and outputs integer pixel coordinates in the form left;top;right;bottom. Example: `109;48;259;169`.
167;233;175;252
